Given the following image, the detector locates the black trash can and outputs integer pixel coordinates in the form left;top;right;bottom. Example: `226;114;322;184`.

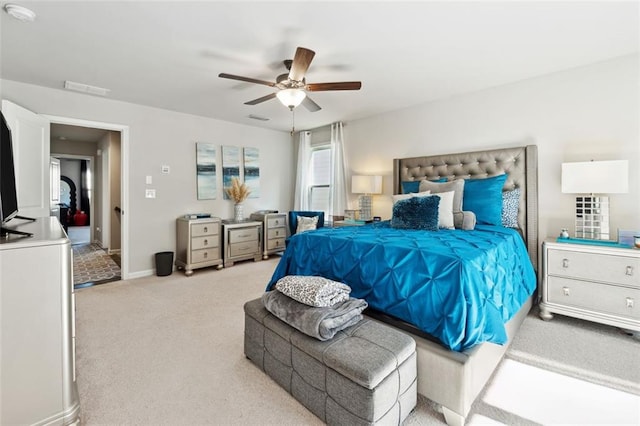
155;251;174;276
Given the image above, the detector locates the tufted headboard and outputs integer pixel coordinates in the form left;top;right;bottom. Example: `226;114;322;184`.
393;145;538;273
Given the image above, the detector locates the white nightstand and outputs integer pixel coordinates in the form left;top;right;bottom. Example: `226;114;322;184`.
540;238;640;332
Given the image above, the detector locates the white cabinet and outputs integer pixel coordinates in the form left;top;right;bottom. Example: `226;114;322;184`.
222;220;262;267
175;217;223;276
0;217;80;425
540;239;640;331
249;212;287;259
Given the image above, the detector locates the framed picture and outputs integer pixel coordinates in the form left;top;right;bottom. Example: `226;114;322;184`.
243;147;260;199
196;143;216;200
222;146;241;200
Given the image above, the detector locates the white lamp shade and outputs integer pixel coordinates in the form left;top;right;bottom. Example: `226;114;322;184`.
276;89;306;108
561;160;629;194
352;175;382;194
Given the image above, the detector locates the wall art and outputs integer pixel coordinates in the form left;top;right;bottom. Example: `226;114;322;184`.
222;145;241;200
243;147;260;198
196;142;216;200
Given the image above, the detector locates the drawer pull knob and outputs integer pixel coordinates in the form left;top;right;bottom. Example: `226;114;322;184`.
275;231;280;236
275;220;280;225
626;266;633;276
562;287;570;296
204;227;208;232
562;259;569;268
204;239;208;246
204;252;208;258
627;298;634;308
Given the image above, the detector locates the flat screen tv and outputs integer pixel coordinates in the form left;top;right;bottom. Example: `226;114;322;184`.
1;109;33;237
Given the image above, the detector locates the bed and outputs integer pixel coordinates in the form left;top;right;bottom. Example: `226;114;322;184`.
268;145;538;425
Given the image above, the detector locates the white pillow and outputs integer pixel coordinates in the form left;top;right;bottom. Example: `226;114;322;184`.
431;190;454;229
296;215;318;233
392;190;430;204
392;190;454;229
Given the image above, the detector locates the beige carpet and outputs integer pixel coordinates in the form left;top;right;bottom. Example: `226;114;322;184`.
75;258;639;425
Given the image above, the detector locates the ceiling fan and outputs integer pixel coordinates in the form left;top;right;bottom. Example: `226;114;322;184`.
218;47;361;112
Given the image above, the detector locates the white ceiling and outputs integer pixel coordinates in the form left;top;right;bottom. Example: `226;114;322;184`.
1;1;638;134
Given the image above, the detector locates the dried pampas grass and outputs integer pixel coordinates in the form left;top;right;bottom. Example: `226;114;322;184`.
225;177;250;203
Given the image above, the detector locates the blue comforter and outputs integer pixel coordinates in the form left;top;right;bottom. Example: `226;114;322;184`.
267;222;536;351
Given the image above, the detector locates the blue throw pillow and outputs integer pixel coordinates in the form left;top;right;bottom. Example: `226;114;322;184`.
402;177;447;194
391;195;440;231
401;181;420;194
502;188;520;228
463;174;507;226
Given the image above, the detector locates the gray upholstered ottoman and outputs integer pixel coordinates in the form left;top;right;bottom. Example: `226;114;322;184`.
244;298;417;425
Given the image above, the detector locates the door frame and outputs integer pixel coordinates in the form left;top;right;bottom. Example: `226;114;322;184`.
51;154;95;243
44;115;130;280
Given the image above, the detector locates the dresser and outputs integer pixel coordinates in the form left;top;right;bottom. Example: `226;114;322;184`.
249;211;287;259
222;220;262;267
540;239;640;332
175;216;223;276
0;217;80;425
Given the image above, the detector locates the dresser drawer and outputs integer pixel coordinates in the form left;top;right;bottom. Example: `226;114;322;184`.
191;248;220;264
191;222;218;237
267;238;286;251
547;276;640;320
267;228;286;239
229;242;259;257
547;249;640;288
267;216;286;229
229;227;259;244
191;235;219;250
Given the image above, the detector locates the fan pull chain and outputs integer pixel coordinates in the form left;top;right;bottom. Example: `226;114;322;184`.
290;108;295;136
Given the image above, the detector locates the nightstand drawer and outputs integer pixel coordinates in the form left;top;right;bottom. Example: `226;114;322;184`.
229;227;259;243
267;216;286;229
547;249;640;287
267;238;285;251
192;248;220;264
267;228;286;239
191;223;218;237
547;276;640;320
229;242;259;257
192;235;219;250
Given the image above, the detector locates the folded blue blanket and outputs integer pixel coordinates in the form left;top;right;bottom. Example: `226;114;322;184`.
261;290;368;341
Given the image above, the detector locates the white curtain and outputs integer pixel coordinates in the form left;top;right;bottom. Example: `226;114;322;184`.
293;130;312;210
329;122;348;217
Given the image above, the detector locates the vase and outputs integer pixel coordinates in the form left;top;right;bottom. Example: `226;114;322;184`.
234;203;244;222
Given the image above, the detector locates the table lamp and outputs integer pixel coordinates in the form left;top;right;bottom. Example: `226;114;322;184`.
352;175;382;221
561;159;628;240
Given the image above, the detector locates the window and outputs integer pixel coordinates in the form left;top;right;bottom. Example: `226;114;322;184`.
309;147;330;213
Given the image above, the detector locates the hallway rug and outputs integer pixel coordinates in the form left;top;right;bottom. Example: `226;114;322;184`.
72;243;121;285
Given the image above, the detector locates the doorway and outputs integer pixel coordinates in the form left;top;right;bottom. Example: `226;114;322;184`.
48;117;129;283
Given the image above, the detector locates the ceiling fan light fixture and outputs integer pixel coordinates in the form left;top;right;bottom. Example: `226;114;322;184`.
276;89;306;109
4;3;36;22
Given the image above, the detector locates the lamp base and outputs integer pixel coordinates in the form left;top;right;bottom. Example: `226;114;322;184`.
575;196;610;240
359;195;372;221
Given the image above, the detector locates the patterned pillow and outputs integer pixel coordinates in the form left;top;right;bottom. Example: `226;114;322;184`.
502;188;521;228
296;215;318;233
275;275;351;307
390;195;440;231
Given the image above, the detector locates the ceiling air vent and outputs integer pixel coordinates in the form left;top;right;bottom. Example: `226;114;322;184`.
248;114;270;121
64;80;110;97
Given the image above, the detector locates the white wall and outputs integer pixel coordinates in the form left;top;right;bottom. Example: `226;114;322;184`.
1;80;293;276
345;54;639;245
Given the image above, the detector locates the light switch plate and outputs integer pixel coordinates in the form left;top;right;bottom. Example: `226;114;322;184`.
146;175;152;185
145;189;156;199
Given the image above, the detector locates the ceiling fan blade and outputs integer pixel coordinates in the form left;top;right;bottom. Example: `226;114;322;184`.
306;81;362;91
302;95;321;112
288;47;315;81
244;93;277;105
218;73;276;87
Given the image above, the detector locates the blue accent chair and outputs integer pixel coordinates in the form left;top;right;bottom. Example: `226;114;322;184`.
287;211;325;244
